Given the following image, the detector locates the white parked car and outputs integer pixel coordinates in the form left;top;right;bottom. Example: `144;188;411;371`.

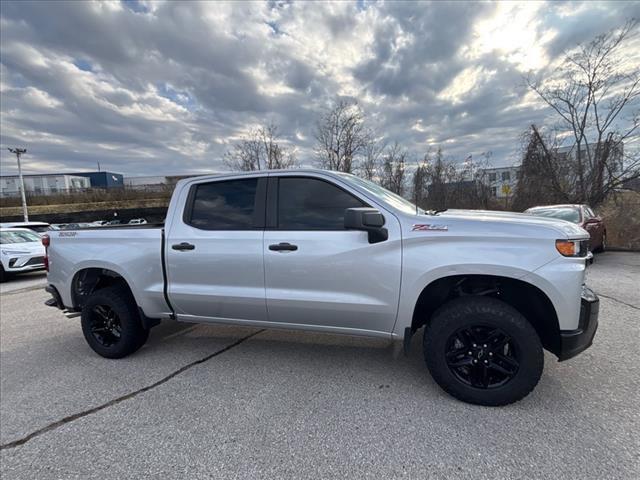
0;228;46;281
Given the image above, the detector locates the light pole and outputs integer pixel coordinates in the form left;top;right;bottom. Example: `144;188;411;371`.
8;148;29;222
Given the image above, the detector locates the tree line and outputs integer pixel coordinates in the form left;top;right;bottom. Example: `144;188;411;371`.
225;20;639;210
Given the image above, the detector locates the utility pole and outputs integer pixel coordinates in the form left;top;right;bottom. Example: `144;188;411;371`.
8;148;29;222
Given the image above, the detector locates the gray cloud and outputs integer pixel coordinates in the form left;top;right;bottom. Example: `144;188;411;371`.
0;0;637;177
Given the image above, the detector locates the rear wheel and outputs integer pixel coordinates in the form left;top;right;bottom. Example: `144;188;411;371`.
81;285;149;358
423;296;543;406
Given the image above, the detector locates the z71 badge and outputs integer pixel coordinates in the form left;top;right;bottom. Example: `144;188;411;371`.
412;224;448;232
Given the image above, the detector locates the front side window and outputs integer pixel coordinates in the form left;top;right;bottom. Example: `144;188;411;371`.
278;177;365;230
188;178;258;230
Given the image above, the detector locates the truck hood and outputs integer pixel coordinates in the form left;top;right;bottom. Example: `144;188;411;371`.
413;209;589;239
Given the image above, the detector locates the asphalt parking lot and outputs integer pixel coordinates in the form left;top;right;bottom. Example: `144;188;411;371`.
1;252;638;479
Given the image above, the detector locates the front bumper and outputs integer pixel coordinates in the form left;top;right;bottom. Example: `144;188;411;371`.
558;286;599;361
3;254;45;272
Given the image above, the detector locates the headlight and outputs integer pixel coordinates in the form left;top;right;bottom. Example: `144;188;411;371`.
1;250;30;255
555;239;587;257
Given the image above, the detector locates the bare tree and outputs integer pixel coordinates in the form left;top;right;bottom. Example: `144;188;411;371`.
412;154;429;208
412;148;493;210
512;125;571;210
379;142;408;195
359;138;387;181
413;148;455;210
526;20;640;205
314;99;371;173
224;122;297;171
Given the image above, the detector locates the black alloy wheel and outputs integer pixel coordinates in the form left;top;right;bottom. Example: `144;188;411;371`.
88;304;123;347
445;325;519;389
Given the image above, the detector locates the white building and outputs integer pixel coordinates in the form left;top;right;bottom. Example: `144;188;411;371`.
0;174;91;197
478;166;520;198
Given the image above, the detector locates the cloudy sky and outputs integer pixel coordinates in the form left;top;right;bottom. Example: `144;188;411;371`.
1;0;638;177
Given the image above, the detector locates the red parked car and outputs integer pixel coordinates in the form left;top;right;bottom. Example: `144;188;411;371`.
524;204;607;252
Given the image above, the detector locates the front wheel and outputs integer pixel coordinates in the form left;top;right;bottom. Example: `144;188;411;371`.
81;285;149;359
423;297;543;406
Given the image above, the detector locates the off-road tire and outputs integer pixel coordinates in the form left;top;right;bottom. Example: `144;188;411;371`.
81;285;149;359
423;296;544;406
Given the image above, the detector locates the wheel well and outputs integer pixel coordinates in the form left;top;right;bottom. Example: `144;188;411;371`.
71;268;134;310
411;275;561;355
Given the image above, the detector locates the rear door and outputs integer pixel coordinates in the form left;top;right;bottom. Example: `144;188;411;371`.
166;176;268;322
263;174;402;334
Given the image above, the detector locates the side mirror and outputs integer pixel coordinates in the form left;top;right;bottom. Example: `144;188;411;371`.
344;208;388;244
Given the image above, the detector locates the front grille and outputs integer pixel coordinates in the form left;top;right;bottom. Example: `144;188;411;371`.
24;256;45;266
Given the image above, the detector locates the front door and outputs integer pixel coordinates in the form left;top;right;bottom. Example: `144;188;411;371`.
263;175;402;334
166;176;267;322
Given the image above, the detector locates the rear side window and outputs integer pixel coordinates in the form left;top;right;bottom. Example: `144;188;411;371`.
277;177;365;230
187;178;259;230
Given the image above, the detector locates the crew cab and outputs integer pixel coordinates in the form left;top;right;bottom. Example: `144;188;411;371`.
44;170;599;406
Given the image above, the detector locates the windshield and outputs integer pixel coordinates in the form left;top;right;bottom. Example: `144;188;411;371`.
336;172;423;215
526;207;581;224
0;230;42;244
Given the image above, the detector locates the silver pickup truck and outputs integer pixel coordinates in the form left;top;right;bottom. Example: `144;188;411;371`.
44;169;599;406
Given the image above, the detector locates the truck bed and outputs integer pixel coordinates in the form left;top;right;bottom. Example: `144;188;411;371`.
46;226;170;318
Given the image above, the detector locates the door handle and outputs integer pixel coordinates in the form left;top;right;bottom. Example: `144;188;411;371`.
269;242;298;252
172;242;195;251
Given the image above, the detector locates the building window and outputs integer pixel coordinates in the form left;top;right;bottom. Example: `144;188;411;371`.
502;171;510;181
488;173;497;182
